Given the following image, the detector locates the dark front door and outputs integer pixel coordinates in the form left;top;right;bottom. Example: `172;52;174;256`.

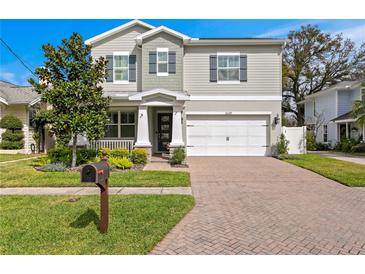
157;113;172;152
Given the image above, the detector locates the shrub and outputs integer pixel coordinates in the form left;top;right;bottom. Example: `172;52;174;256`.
97;147;111;157
277;133;289;155
38;162;66;172
0;114;23;130
110;148;130;158
130;148;148;165
171;147;186;165
76;148;98;165
108;157;133;170
0;115;24;150
315;142;331;151
334;138;360;153
351;143;365;153
32;156;51;167
306;131;317;151
0;140;24;149
1;131;24;142
48;146;71;165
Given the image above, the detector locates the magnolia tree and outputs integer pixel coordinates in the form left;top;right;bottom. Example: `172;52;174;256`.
29;33;111;167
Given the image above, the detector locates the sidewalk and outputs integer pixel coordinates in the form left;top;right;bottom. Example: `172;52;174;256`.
309;151;365;165
0;156;40;165
0;187;192;195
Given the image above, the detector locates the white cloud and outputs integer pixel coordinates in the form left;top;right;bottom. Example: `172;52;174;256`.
0;71;16;83
332;24;365;45
256;20;321;38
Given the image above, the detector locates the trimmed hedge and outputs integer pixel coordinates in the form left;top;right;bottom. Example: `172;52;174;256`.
130;148;148;165
0;115;24;150
0;114;23;130
0;140;24;150
1;131;24;142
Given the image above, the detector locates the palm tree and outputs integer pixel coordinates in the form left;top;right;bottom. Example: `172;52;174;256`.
352;82;365;134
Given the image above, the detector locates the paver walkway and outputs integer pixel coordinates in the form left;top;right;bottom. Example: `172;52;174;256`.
151;157;365;255
0;187;192;195
309;151;365;165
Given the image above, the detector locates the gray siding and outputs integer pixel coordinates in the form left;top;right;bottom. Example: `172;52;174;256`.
184;100;281;147
91;25;150;92
142;32;183;91
337;90;353;116
184;45;282;96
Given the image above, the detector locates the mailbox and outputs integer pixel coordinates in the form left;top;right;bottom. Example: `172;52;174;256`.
81;161;110;190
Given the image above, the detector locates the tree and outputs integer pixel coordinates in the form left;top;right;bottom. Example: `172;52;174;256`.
352;82;365;130
305;111;325;139
29;33;111;167
283;25;365;126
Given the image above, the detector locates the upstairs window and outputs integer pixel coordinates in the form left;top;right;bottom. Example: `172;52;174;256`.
217;53;240;82
113;52;129;82
157;48;168;76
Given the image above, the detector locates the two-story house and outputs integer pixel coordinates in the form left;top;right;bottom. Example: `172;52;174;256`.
300;80;364;147
86;19;285;157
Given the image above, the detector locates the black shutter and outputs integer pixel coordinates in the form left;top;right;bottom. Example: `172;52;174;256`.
129;55;136;82
149;51;157;74
106;55;113;82
168;51;176;74
240;55;247;82
209;55;217;82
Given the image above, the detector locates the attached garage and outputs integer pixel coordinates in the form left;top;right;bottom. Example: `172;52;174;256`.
186;114;270;156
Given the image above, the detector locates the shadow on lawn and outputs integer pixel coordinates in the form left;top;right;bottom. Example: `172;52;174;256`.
70;208;99;230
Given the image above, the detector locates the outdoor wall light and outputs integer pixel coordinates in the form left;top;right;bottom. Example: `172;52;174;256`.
274;114;280;125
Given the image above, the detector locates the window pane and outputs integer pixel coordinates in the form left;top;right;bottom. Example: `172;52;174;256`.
121;112;128;124
115;68;128;81
105;125;118;137
121;125;135;138
218;69;227;81
218;68;239;81
158;51;167;62
107;112;118;124
158;63;168;73
228;56;239;67
218;56;228;67
128;112;135;124
114;55;128;67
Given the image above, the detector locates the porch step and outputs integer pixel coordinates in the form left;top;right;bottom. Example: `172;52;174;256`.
151;154;170;163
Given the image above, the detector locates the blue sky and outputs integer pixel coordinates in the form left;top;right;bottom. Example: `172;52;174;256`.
1;19;364;85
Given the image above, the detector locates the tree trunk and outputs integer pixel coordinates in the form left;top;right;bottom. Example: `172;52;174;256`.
71;134;77;168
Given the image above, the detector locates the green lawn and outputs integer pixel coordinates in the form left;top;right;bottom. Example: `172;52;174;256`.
0;195;194;254
0;154;40;162
0;160;190;187
285;154;365;187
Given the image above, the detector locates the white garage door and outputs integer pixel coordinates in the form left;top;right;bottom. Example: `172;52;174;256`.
186;115;270;156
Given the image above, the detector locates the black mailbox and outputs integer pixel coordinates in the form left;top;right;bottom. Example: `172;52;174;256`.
81;161;110;190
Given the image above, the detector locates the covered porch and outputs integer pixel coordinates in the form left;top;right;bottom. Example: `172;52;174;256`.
88;89;189;158
331;111;365;142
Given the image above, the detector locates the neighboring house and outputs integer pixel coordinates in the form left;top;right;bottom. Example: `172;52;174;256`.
300;80;365;147
85;19;285;157
0;80;44;153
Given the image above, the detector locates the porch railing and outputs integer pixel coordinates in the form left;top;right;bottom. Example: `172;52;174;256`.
88;139;134;151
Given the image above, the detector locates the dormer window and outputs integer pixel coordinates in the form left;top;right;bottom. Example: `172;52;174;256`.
113;52;129;83
157;48;168;76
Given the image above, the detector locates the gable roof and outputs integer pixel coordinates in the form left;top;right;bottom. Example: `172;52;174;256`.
299;80;363;104
135;26;191;45
0;80;40;105
85;19;155;45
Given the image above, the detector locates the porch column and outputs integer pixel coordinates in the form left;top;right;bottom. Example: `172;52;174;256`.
346;122;349;138
170;105;184;147
134;105;151;148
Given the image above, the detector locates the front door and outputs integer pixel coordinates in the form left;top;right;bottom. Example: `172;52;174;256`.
157;113;172;152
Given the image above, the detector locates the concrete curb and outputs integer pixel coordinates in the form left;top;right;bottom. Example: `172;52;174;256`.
0;187;192;196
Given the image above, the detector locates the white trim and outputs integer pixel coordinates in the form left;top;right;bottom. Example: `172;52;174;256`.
185;39;287;46
333;119;357;123
186;111;272;115
28;97;41;106
135;26;191;45
189;95;281;101
129;89;190;101
85;19;154;45
113;51;129;56
217;52;240;56
217;81;240;85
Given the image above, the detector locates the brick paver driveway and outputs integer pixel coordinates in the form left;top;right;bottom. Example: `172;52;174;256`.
151;157;365;255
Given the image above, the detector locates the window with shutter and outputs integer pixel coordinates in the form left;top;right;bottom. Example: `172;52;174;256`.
157;48;168;76
113;52;129;83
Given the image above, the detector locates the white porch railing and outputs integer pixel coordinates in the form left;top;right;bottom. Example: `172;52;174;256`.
88;139;134;151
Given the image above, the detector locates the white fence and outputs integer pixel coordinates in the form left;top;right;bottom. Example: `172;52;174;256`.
282;126;307;154
88;140;134;151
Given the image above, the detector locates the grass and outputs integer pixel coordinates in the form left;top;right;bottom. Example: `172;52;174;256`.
0;160;190;188
0;195;194;254
0;154;40;162
285;154;365;187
